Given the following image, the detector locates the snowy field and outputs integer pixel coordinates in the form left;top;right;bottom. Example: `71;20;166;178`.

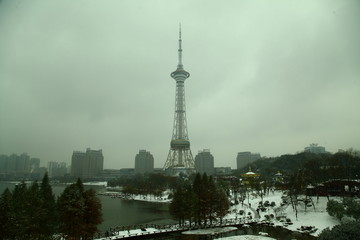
214;235;275;240
225;190;340;236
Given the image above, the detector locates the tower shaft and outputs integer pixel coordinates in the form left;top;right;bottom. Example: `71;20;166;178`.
164;27;194;175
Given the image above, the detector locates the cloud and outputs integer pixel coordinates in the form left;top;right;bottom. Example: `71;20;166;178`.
0;0;359;168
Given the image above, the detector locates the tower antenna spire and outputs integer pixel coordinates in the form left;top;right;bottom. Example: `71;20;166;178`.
178;23;183;69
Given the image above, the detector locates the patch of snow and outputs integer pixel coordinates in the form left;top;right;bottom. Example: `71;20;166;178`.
182;227;237;235
225;190;340;236
83;181;107;187
214;235;276;240
98;228;159;239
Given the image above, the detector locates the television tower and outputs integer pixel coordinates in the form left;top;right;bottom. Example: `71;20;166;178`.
163;26;195;175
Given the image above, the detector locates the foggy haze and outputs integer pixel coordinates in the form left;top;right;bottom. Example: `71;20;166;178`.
0;0;359;169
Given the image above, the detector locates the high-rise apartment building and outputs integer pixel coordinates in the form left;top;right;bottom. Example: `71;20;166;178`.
135;150;154;174
29;158;40;173
48;161;67;178
71;148;104;179
195;149;214;176
0;153;33;173
236;151;261;169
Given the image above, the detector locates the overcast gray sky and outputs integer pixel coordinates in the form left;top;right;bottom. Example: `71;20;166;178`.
0;0;359;169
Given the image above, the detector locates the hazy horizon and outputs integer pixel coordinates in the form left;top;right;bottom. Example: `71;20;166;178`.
1;0;359;169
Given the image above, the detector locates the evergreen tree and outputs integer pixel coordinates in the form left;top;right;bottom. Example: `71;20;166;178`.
199;173;210;225
24;181;43;239
183;186;196;226
192;173;202;225
214;188;230;224
40;172;58;239
82;189;103;240
57;178;103;240
11;181;28;239
343;198;360;221
170;173;231;227
207;176;217;224
57;181;85;239
327;200;345;220
319;222;360;240
169;187;187;225
0;188;13;240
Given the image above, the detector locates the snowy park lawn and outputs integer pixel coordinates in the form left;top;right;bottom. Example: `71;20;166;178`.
214;235;275;240
99;228;159;239
131;190;172;202
225;190;340;236
98;189;341;239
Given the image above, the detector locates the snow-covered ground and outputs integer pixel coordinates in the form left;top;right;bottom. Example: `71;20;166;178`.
214;235;276;240
183;227;237;235
100;189;172;203
83;181;108;187
100;228;159;239
225;190;340;236
98;189;340;239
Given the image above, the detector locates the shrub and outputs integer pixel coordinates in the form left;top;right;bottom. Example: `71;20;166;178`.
327;200;345;220
318;222;360;240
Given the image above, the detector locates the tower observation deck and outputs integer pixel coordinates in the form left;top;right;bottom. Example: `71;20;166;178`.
163;26;195;175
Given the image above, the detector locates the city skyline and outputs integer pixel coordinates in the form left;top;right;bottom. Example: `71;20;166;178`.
0;0;359;169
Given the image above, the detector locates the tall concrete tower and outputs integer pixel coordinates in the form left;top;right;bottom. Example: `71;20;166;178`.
164;26;195;175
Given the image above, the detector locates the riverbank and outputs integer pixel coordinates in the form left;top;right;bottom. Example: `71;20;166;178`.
98;189;172;203
104;188;339;237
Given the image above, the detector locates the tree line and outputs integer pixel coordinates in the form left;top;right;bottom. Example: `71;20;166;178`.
0;173;103;240
169;173;230;226
108;173;179;198
239;151;360;184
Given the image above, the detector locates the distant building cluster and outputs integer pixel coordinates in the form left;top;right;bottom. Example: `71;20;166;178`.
71;148;104;179
236;151;261;169
48;161;67;178
0;153;40;173
0;153;43;179
304;143;326;154
195;149;214;176
2;142;346;181
134;150;154;174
